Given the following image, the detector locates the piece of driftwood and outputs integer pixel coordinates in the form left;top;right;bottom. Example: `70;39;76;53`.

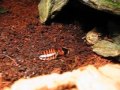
4;64;120;90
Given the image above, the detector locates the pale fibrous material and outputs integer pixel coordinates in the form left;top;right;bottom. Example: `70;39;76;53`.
4;64;120;90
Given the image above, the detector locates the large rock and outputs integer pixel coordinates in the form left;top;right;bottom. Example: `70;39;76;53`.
79;0;120;15
38;0;120;23
92;40;120;57
38;0;69;23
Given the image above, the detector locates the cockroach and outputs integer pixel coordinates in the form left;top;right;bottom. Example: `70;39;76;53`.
39;47;69;60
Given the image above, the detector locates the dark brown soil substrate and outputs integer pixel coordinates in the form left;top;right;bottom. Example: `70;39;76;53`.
0;0;118;89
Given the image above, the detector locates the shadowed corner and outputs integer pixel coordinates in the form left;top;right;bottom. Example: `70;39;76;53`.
62;47;69;55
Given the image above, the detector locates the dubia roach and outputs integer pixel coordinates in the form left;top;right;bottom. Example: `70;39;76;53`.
39;48;69;60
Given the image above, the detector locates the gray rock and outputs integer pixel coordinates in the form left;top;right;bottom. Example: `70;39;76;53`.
38;0;69;23
38;0;120;23
79;0;120;15
92;40;120;57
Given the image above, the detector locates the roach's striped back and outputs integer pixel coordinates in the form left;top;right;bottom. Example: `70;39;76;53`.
39;48;58;60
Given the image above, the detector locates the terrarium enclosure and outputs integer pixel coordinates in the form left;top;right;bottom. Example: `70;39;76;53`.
0;0;120;90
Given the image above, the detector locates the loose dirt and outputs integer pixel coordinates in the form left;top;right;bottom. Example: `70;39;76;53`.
0;0;117;89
